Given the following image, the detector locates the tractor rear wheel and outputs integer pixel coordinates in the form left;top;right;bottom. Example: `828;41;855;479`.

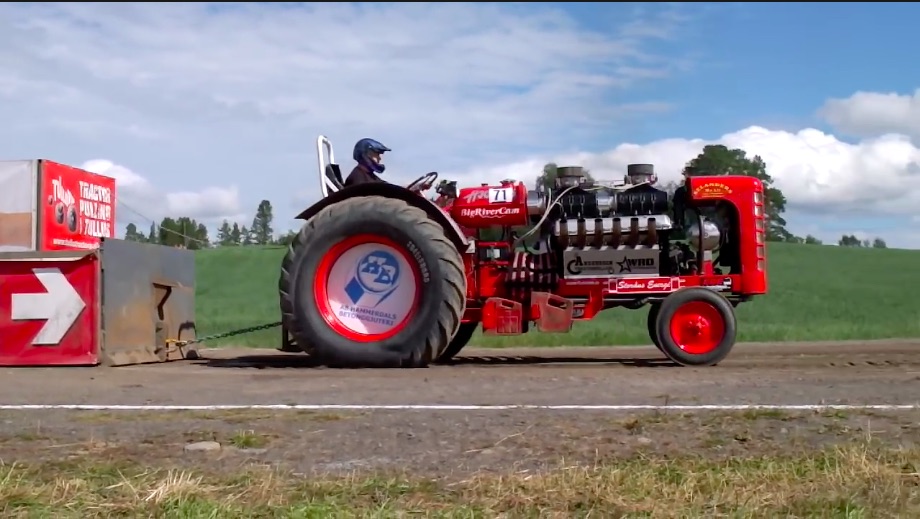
279;196;466;368
434;322;478;363
654;287;737;366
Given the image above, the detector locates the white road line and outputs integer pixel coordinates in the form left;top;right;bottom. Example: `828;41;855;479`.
0;404;917;411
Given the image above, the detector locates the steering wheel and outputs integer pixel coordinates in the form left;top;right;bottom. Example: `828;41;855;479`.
406;171;439;193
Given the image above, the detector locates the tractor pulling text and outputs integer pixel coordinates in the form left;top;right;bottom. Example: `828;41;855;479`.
77;180;114;237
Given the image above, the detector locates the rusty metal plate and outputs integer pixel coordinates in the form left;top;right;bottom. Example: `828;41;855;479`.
98;238;196;366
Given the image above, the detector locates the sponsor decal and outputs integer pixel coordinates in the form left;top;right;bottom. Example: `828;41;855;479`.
608;277;684;294
692;182;733;199
327;244;417;335
566;254;616;275
459;206;522;218
563;248;659;277
41;161;117;251
701;276;733;291
562;279;606;287
462;189;490;203
616;256;655;274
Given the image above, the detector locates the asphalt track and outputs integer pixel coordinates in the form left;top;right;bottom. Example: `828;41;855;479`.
2;339;918;407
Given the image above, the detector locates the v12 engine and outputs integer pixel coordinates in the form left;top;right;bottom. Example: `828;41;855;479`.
539;164;677;279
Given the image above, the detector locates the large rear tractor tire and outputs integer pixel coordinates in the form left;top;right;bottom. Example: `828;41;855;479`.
434;322;479;364
654;287;737;366
279;196;466;368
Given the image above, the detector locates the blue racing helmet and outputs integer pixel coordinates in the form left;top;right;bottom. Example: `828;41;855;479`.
353;138;391;174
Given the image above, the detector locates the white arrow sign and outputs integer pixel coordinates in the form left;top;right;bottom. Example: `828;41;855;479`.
11;267;86;345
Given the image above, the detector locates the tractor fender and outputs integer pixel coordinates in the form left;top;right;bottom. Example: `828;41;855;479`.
295;183;469;251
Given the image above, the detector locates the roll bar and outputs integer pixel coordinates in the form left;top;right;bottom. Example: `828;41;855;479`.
317;135;337;198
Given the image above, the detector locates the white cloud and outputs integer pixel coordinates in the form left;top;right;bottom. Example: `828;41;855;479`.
0;2;697;225
0;3;690;148
819;89;920;140
81;159;244;232
460;125;920;248
464;126;920;214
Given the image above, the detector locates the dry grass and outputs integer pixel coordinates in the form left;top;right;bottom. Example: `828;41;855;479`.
0;441;917;517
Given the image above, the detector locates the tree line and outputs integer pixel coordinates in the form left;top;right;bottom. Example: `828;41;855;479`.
837;234;887;248
123;199;292;249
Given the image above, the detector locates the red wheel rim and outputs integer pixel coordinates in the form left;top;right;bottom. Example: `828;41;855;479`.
668;301;726;355
313;234;421;342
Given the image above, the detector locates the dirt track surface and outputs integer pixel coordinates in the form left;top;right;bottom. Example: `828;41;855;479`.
0;339;919;478
1;339;918;406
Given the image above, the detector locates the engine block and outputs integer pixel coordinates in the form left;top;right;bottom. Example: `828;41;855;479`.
541;164;679;279
554;214;672;278
553;214;673;249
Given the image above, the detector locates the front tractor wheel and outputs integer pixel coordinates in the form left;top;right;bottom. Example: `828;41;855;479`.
646;303;662;350
279;196;466;368
655;288;737;367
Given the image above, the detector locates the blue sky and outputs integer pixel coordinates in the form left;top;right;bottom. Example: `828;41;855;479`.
0;2;918;247
565;2;920;146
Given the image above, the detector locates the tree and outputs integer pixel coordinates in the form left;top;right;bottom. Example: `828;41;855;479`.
250;200;274;245
195;223;210;248
217;220;233;246
839;235;886;248
685;145;789;241
537;163;595;192
804;234;822;245
659;180;680;197
147;222;157;244
838;234;862;247
241;225;252;246
124;223;146;242
277;230;298;246
157;216;209;249
158;217;179;247
230;223;242;245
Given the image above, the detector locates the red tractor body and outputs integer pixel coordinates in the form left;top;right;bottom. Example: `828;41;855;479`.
442;174;767;334
278;136;769;368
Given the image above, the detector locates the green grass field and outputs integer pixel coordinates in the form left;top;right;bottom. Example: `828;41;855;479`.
195;242;920;348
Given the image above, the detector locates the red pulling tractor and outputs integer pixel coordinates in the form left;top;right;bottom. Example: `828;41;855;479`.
278;136;768;368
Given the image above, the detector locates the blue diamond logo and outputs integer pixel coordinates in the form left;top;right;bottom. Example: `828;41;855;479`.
344;276;365;304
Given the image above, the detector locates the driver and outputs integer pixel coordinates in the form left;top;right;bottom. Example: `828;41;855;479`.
344;138;391;187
